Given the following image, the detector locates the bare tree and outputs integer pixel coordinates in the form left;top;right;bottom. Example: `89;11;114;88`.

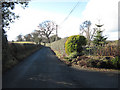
80;20;97;45
36;20;57;43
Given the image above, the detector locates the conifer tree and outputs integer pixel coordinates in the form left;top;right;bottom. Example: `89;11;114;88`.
93;30;107;46
93;20;107;46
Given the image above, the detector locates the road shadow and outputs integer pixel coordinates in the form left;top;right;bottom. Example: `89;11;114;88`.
46;47;119;88
2;46;119;88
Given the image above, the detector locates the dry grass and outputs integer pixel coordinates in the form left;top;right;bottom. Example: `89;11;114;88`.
53;49;119;73
11;41;36;44
71;65;119;73
3;43;42;73
47;38;68;57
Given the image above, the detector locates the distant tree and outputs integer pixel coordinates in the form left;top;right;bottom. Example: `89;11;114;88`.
12;40;14;42
31;31;42;44
37;20;57;43
80;20;97;45
16;34;23;41
24;34;32;41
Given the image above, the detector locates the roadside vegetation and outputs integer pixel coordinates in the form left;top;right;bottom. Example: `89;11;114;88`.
3;42;42;73
11;41;36;44
48;38;119;72
2;3;59;73
2;2;31;73
48;21;120;72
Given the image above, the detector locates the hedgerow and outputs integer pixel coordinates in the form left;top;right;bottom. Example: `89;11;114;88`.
3;43;42;72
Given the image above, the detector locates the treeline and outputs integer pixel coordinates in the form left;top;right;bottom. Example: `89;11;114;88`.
16;31;61;44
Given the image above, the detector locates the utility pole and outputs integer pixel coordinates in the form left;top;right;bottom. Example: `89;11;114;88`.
56;25;58;41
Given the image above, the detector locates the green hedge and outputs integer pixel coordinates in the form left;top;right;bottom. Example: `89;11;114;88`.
48;37;68;55
65;35;87;55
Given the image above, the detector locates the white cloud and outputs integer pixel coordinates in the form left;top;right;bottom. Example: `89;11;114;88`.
7;5;81;41
58;17;81;38
7;0;119;41
80;0;119;40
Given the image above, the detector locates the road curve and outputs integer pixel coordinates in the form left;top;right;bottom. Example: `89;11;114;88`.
3;47;118;88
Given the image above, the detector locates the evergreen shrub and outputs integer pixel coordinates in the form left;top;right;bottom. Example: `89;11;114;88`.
65;35;87;55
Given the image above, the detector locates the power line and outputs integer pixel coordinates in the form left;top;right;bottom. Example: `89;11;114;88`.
60;2;80;26
56;2;80;38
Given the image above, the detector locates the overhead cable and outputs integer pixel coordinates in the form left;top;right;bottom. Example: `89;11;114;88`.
60;2;80;26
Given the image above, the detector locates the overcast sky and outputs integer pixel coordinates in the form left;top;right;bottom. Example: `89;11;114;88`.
6;0;119;41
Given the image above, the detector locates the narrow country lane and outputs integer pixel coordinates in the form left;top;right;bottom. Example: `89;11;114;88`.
3;47;118;88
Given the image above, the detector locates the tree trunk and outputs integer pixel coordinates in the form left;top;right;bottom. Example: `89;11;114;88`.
47;36;50;43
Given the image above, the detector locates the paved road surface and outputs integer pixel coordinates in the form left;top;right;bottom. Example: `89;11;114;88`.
3;47;118;88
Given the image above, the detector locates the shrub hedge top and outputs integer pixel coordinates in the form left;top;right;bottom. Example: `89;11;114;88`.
65;35;87;55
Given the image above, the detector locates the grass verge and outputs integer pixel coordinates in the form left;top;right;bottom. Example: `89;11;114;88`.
3;43;43;73
54;50;119;73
